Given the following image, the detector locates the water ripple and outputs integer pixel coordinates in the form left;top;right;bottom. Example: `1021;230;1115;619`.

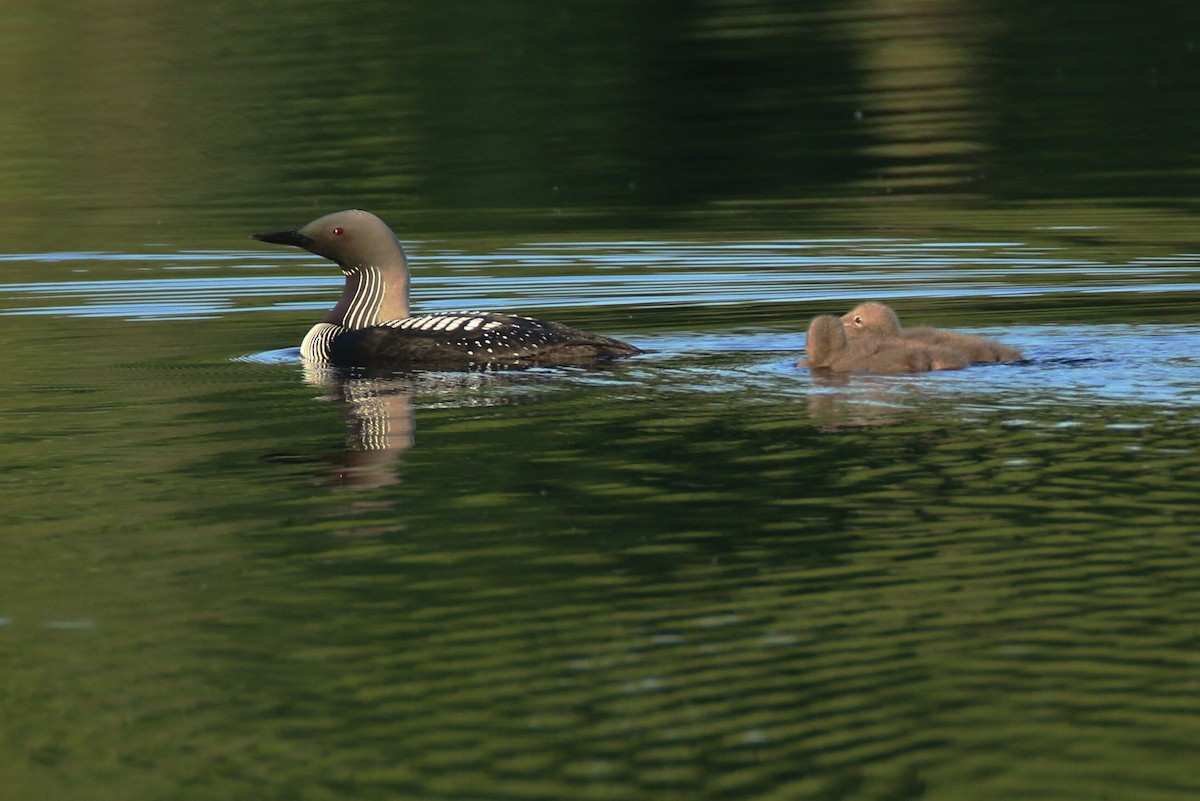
2;238;1198;321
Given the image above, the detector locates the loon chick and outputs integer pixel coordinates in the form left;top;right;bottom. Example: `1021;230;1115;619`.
842;301;1022;362
252;210;640;371
804;315;967;374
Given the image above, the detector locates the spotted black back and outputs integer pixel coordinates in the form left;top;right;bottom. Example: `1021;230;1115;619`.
327;311;639;372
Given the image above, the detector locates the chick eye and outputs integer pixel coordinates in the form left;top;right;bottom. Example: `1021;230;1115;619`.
854;315;864;325
332;227;345;236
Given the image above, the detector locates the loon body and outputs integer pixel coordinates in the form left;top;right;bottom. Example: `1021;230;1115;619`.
804;315;967;374
841;302;1022;363
252;210;640;371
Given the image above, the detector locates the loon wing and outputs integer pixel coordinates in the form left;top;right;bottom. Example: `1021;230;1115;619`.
329;312;639;371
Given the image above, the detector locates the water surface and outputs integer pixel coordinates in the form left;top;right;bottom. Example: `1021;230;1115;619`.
4;2;1200;800
4;222;1200;800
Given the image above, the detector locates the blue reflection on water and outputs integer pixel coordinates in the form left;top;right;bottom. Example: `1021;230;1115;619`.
4;239;1200;410
2;238;1199;321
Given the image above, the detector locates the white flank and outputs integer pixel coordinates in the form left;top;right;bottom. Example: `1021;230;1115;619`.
301;323;343;362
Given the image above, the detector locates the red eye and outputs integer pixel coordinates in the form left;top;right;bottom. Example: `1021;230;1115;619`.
332;227;345;236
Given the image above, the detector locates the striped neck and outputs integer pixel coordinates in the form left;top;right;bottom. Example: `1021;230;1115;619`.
324;264;410;330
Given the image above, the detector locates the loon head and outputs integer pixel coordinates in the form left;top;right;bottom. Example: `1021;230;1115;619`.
806;315;849;368
253;209;412;326
841;301;902;336
253;209;407;275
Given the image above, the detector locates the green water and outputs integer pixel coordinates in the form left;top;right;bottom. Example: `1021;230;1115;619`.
4;2;1200;800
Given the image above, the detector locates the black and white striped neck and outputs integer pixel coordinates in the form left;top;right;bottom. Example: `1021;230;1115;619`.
302;263;411;362
324;264;411;330
332;265;386;330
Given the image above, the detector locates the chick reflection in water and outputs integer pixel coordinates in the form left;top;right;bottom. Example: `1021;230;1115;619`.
802;315;967;375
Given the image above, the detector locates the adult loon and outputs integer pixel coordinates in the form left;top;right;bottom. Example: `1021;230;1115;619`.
252;210;640;371
841;302;1022;363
